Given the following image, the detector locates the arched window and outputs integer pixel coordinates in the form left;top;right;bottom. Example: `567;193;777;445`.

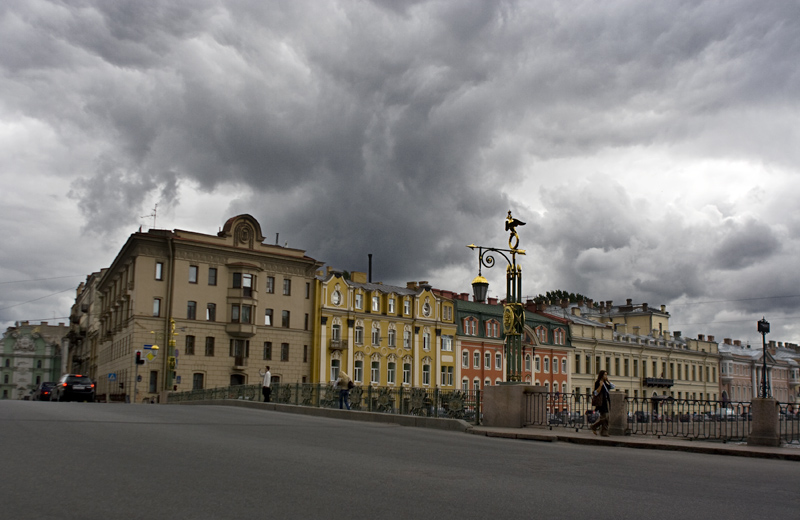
544;357;550;373
525;354;531;371
473;351;480;368
462;351;469;367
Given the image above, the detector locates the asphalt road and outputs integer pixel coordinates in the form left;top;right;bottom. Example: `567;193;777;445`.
2;401;798;520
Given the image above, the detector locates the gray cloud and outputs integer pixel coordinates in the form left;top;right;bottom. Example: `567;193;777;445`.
2;0;800;343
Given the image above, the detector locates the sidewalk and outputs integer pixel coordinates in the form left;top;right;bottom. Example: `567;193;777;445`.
466;424;800;461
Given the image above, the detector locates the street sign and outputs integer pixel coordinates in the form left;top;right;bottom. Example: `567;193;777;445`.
108;373;117;382
143;344;155;349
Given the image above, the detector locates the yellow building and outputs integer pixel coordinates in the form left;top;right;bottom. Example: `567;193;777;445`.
85;214;323;402
540;299;720;401
313;269;457;390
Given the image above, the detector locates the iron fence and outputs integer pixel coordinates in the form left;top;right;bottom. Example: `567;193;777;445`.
167;383;482;425
526;391;800;445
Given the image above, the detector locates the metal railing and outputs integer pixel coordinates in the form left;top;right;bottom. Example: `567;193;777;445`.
167;383;482;425
525;392;800;445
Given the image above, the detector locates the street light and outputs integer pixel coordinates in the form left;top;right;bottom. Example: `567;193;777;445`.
758;317;770;398
468;210;526;382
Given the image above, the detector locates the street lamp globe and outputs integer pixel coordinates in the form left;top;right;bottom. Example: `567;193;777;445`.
471;274;489;303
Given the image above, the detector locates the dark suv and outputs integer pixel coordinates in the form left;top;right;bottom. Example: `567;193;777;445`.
52;374;96;402
32;382;56;401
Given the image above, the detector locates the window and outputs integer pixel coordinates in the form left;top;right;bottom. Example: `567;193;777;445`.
266;276;275;294
389;298;396;313
388;329;396;347
387;362;396;385
205;337;215;356
331;324;341;341
535;356;541;372
403;330;411;349
192;373;204;390
495;353;502;370
153;298;161;317
229;339;249;358
473;379;480;391
462;351;469;368
232;273;254;297
575;354;581;374
442;335;453;352
422;364;431;386
553;358;559;374
443;305;452;321
283;278;291;296
544;357;550;373
303;345;308;363
525;354;531;371
440;366;453;386
372;325;380;345
473;352;480;368
355;294;363;309
536;327;547;343
155;262;164;281
423;332;431;351
189;265;198;283
633;359;639;377
624;359;630;377
462;379;469;391
187;301;197;320
208;267;217;286
553;328;565;345
371;361;380;384
403;299;410;315
206;303;216;321
233;304;252;324
562;358;567;374
354;360;364;382
485;352;491;369
355;326;364;344
263;342;272;360
330;359;341;381
265;309;273;326
281;310;290;328
281;343;289;361
372;296;380;312
305;282;310;299
403;363;411;384
615;358;620;375
185;335;195;355
149;371;157;393
304;313;309;330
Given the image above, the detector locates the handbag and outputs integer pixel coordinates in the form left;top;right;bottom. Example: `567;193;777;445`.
591;392;602;407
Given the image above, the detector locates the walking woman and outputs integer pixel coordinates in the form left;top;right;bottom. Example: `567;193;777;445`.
591;370;615;436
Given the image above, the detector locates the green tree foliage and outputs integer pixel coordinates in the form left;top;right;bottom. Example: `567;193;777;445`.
532;290;594;306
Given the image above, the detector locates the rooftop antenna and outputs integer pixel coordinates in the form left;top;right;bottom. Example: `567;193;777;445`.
141;203;157;230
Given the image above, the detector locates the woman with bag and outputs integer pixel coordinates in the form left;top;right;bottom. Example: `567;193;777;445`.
590;370;615;436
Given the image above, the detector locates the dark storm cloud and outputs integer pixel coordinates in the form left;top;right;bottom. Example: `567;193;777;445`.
2;0;800;340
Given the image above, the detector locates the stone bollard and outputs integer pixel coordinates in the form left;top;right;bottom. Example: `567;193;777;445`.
747;398;780;446
608;392;627;436
483;384;540;428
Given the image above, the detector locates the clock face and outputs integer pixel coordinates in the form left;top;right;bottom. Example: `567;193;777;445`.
503;305;514;334
332;291;341;305
423;302;431;317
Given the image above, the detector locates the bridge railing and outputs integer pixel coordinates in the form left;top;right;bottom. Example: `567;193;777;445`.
525;391;799;444
167;383;482;425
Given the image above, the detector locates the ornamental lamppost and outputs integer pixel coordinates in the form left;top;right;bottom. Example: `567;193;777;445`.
758;317;770;398
468;211;526;382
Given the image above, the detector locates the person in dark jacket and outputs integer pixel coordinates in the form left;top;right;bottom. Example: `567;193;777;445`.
591;370;615;436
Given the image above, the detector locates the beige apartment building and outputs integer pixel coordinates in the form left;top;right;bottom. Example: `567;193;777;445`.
87;214;323;402
540;299;721;402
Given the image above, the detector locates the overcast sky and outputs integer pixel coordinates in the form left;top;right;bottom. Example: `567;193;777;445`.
2;0;799;346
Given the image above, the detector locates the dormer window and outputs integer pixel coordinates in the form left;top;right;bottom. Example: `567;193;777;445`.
372;296;380;312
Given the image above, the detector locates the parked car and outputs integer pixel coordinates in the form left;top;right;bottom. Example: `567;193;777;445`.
52;374;96;402
713;408;736;421
32;382;56;401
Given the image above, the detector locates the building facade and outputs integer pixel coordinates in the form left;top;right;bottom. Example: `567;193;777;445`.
313;270;457;390
718;338;800;404
1;321;65;399
87;214;323;402
540;299;721;402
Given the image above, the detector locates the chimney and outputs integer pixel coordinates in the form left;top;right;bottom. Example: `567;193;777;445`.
769;340;776;348
698;334;705;341
577;299;584;307
560;299;569;308
708;335;715;342
606;300;613;309
406;281;418;290
488;297;498;305
660;305;666;312
674;331;681;339
571;307;581;317
734;340;741;347
724;338;732;345
642;303;649;311
460;293;470;301
626;298;633;305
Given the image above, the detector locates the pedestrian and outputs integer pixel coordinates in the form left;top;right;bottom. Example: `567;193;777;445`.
259;365;271;402
335;371;352;410
590;370;615;436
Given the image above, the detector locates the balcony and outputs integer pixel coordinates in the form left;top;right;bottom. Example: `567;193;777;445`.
644;377;674;388
226;322;257;338
330;339;348;351
233;356;248;370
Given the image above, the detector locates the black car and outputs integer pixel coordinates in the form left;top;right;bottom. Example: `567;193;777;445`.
52;374;96;402
32;382;56;401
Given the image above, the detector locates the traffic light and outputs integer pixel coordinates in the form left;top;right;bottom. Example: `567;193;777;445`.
135;351;144;365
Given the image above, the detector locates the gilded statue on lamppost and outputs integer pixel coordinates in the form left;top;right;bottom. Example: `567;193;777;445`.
468;211;526;382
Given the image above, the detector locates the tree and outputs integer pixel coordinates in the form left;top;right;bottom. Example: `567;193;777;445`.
532;290;594;306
